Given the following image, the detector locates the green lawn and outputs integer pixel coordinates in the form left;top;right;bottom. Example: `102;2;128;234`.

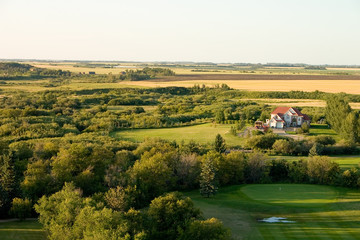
0;220;45;240
308;124;341;141
111;123;243;146
185;184;360;240
271;155;360;170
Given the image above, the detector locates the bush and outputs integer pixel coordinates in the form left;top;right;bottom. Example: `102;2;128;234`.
179;218;231;240
246;133;283;150
301;122;310;133
272;139;295;155
10;198;32;220
312;136;336;146
307;156;340;184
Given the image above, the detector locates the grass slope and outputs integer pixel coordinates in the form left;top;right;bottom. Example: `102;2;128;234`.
185;184;360;240
0;220;45;240
111;123;242;146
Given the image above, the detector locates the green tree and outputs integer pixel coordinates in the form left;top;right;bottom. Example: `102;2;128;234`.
272;139;295;155
301;122;310;133
147;192;201;240
215;110;225;123
104;186;136;212
214;134;226;153
179;218;231;240
9;198;32;220
35;182;86;240
230;126;237;136
21;160;52;200
200;155;218;198
0;154;14;193
128;152;174;204
326;95;359;143
309;143;323;157
307;156;340;184
245;152;268;183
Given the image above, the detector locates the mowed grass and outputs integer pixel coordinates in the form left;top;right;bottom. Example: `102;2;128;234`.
241;184;337;207
308;124;341;141
111;123;242;146
270;155;360;170
0;220;45;240
185;184;360;240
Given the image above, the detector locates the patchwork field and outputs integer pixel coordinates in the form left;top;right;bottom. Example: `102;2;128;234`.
111;123;242;146
185;184;360;240
0;220;45;240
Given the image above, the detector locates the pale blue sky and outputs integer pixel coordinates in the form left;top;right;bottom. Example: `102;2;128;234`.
1;0;359;64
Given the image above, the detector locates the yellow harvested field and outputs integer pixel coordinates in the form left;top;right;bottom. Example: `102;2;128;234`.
120;80;360;94
26;62;141;74
238;98;360;109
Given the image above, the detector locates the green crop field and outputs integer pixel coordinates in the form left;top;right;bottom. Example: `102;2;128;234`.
185;184;360;240
111;123;243;146
0;220;45;240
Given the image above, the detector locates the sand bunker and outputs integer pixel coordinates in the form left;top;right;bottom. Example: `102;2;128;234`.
259;217;295;223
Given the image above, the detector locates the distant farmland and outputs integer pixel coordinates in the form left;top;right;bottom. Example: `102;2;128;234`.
122;79;360;94
155;74;360;81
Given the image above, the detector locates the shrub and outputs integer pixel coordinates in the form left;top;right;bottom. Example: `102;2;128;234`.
272;139;295;155
10;198;32;220
307;156;340;184
313;136;336;146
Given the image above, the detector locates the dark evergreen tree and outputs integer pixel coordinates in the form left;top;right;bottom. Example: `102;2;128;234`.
309;143;323;157
200;157;218;198
214;134;226;153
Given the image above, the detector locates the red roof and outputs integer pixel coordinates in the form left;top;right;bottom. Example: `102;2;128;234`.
303;114;311;121
271;107;291;115
271;107;304;117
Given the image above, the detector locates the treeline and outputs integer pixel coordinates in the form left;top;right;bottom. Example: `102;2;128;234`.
119;67;175;81
246;132;359;156
0;62;71;80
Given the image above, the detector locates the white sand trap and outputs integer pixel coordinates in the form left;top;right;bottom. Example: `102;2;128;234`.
259;217;295;223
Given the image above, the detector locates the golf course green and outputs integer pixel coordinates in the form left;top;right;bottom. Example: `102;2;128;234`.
185;184;360;240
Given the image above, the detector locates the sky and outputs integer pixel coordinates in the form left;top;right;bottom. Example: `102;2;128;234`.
1;0;359;65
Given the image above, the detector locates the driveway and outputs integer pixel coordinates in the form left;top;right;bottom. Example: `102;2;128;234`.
272;128;304;141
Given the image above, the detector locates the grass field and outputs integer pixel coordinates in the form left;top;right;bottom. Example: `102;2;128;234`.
185;184;360;240
111;123;242;146
0;220;45;240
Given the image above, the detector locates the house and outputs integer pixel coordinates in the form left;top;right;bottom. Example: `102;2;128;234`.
266;107;311;129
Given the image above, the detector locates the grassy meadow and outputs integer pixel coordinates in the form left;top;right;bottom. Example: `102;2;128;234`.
0;220;45;240
111;123;243;146
185;184;360;240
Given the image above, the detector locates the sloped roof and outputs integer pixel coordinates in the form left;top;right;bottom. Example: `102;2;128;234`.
303;114;311;121
271;107;291;115
271;107;303;117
